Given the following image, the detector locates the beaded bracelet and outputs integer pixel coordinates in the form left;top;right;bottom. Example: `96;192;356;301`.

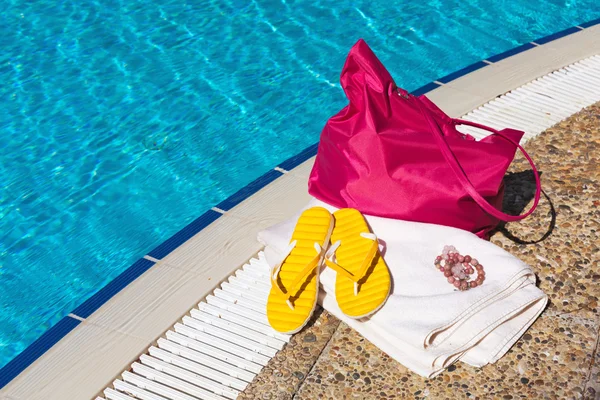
434;245;485;291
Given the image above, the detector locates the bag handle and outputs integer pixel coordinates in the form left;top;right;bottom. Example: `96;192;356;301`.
413;97;541;222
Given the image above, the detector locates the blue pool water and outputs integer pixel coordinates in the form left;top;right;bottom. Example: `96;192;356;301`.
0;0;597;368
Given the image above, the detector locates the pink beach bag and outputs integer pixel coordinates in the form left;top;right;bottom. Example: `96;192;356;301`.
308;39;541;238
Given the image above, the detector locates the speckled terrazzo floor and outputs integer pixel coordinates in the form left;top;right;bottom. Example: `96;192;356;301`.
241;103;600;400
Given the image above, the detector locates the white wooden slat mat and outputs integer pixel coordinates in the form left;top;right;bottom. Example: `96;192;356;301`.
95;55;600;400
96;252;281;400
457;55;600;141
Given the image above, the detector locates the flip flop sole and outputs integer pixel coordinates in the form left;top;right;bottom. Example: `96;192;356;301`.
332;208;391;318
266;207;334;334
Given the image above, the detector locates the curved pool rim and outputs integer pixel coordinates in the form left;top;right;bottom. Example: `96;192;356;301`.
1;16;600;390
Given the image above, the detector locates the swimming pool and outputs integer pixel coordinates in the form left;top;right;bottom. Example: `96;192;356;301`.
0;0;597;368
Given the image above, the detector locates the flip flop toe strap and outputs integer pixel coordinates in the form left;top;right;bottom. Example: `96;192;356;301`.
271;242;323;310
325;233;379;295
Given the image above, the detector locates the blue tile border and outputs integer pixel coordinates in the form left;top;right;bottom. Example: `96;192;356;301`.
3;17;598;388
147;210;222;259
0;316;81;389
215;169;284;211
437;61;489;84
411;81;441;96
278;142;319;171
72;258;156;318
534;26;582;45
486;42;536;63
580;17;600;29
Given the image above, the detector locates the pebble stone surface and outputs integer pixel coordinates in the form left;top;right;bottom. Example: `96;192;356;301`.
240;104;600;399
238;307;341;400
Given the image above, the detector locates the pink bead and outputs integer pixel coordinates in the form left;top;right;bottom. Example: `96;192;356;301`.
464;255;472;263
458;255;465;263
476;265;483;271
447;277;455;284
435;256;442;262
471;259;479;266
451;264;464;277
466;267;474;274
453;280;461;288
444;270;452;277
470;281;477;288
440;267;445;272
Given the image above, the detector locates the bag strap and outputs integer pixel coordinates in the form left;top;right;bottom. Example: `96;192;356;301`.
412;97;541;222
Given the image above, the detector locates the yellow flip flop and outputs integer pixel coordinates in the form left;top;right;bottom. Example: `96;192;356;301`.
266;207;334;334
325;208;391;318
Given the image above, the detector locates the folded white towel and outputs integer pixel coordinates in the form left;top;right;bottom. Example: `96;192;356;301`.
258;198;548;378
